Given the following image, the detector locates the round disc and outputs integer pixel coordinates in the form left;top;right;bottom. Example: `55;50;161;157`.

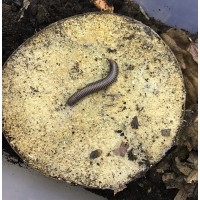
3;13;185;190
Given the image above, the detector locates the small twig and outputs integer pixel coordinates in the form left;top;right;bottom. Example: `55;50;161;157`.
139;5;150;20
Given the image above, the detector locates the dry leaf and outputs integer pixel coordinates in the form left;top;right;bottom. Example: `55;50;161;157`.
174;184;197;200
162;172;183;189
156;168;164;173
92;0;114;12
185;152;198;183
180;105;198;151
18;0;31;21
174;186;188;200
162;172;176;182
187;39;198;63
187;151;198;167
175;157;193;176
161;29;198;107
186;115;198;150
185;169;198;183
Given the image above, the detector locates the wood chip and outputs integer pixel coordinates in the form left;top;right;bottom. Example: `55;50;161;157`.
131;116;139;129
92;0;114;12
112;142;129;157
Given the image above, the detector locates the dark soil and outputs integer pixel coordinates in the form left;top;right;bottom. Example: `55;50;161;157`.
87;166;179;200
2;1;197;200
2;0;172;64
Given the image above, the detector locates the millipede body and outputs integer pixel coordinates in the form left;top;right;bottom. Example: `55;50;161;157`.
67;59;119;106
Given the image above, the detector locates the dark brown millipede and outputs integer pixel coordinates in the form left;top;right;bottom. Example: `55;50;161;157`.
67;59;118;106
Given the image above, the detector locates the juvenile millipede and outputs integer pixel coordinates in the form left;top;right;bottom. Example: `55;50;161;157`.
67;59;119;106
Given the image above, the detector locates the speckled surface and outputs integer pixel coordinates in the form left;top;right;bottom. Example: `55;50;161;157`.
3;13;185;190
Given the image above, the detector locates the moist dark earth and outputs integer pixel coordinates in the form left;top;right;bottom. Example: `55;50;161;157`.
2;0;198;200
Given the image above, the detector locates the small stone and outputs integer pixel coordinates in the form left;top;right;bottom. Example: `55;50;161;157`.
89;149;102;159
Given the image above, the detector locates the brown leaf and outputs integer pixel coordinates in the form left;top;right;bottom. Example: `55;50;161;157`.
181;106;198;150
187;39;198;63
161;29;198;108
188;116;198;151
185;169;198;183
184;152;198;183
177;105;198;154
187;152;198;168
162;172;176;182
161;33;187;69
174;184;197;200
174;186;188;200
175;157;193;176
162;174;183;189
